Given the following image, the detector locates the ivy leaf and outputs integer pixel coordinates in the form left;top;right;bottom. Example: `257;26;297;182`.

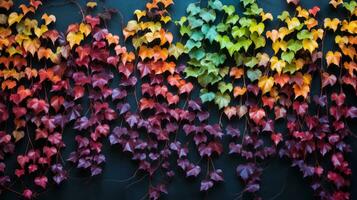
188;16;204;29
185;39;201;51
245;56;258;68
297;29;313;40
214;92;231;109
199;8;216;22
226;15;239;24
189;48;206;60
249;22;265;35
209;0;223;10
343;1;357;14
258;76;274;94
281;51;295;64
232;26;248;38
187;3;201;15
247;69;262;82
218;82;233;93
222;5;235;15
287;39;302;53
202;24;217;43
241;0;255;8
200;89;216;103
277;11;290;21
250;33;266;49
191;31;204;41
168;42;185;59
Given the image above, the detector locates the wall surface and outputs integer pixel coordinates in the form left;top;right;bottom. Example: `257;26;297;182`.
2;0;357;200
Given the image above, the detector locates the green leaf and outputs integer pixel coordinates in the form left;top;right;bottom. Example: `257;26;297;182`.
169;42;185;59
245;56;258;68
226;15;240;24
200;8;216;22
180;25;192;36
217;34;233;50
249;22;265;35
232;26;248;38
277;11;290;21
185;66;200;78
218;82;233;93
244;3;262;15
188;16;204;29
281;51;295;64
234;53;244;66
176;16;187;26
191;31;204;41
200;89;216;103
187;3;201;15
247;69;262;81
250;33;266;49
222;5;235;15
202;24;217;43
185;39;201;51
209;0;223;10
343;1;357;14
287;39;302;53
297;29;313;40
189;48;205;60
216;22;229;32
239;17;253;27
283;63;297;74
214;92;231;109
241;0;255;7
237;37;252;52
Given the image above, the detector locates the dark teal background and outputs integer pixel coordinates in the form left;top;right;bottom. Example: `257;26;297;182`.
2;0;357;200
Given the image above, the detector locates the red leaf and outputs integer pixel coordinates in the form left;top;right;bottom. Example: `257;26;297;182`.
34;176;48;189
308;6;320;16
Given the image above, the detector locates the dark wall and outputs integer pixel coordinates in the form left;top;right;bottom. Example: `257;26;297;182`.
2;0;357;200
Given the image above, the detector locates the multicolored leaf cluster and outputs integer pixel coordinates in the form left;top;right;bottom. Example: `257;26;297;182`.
0;0;356;200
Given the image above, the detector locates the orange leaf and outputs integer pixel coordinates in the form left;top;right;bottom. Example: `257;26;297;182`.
2;79;16;90
274;73;290;87
230;67;244;79
224;106;237;120
233;86;247;97
42;13;56;25
23;38;40;56
0;0;13;10
19;4;35;15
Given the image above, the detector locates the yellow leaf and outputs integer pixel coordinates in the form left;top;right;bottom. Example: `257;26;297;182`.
260;12;273;22
79;23;91;37
311;29;324;40
42;13;56;25
66;31;84;48
272;40;287;54
34;24;48;38
296;6;309;19
302;39;318;53
326;51;342;66
8;12;24;26
303;73;312;85
123;20;139;39
341;20;357;34
23;38;40;55
270;56;286;74
161;15;171;24
286;17;300;30
329;0;343;8
324;18;340;31
134;10;146;21
335;35;349;45
86;1;97;8
278;27;292;40
258;76;274;95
